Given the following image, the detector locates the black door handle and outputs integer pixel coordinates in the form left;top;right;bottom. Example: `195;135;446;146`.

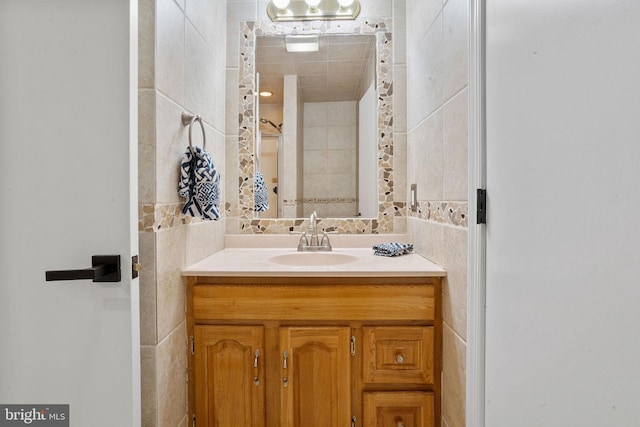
46;255;121;283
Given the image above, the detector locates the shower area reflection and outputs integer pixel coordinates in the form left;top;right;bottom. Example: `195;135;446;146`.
255;70;283;218
254;32;380;220
256;127;282;218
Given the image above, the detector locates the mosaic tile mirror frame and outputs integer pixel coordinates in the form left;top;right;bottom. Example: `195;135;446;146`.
235;19;397;234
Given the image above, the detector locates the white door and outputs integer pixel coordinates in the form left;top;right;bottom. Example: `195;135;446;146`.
484;1;640;426
0;1;140;426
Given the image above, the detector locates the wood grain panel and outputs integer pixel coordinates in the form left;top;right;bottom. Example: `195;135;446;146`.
363;391;434;427
363;326;435;384
193;284;435;321
194;326;265;427
186;276;442;427
280;327;351;427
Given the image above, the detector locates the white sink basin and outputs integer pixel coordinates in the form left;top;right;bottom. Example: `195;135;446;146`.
268;252;359;266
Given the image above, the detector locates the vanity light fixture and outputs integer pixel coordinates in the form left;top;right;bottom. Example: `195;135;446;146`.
305;0;321;11
337;0;355;8
267;0;361;22
259;90;273;97
285;35;319;53
272;0;290;9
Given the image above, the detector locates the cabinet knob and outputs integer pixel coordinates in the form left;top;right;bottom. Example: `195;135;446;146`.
396;354;404;364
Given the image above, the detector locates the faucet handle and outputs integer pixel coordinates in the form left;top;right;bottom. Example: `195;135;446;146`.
297;232;309;251
320;232;332;251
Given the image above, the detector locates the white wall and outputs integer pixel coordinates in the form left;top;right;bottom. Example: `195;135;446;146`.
485;1;640;425
358;82;378;218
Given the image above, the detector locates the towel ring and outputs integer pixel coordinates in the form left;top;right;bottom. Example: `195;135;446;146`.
181;112;206;152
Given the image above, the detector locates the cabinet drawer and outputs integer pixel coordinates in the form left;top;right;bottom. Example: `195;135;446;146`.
192;284;435;321
363;326;434;384
363;391;434;427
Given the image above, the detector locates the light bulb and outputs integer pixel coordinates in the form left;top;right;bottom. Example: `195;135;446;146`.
337;0;354;7
305;0;322;8
272;0;290;10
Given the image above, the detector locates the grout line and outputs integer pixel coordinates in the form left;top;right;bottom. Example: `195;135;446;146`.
411;9;444;53
443;83;469;108
407;214;468;230
183;12;226;66
443;320;467;345
176;414;188;427
157;319;187;347
151;88;225;136
172;0;184;13
405;82;468;135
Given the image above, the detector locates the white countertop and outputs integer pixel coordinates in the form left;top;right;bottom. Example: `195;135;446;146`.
182;247;447;278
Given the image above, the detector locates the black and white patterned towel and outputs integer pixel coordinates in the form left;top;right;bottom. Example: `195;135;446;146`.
372;242;414;257
178;146;220;220
254;171;269;212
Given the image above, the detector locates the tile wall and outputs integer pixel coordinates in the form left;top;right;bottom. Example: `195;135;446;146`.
138;0;227;426
303;101;357;217
405;0;469;426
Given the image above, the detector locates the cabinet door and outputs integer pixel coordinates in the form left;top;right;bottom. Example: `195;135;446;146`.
194;325;265;427
280;327;352;427
363;391;434;427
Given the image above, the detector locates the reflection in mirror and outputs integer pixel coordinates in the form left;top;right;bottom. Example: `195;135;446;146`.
236;20;395;234
256;34;377;218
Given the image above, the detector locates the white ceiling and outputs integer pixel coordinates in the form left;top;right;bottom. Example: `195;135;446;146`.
256;34;375;105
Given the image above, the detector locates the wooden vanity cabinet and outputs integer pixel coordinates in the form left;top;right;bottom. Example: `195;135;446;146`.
186;276;442;427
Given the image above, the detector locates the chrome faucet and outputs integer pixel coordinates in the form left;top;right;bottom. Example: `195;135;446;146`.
308;211;319;247
297;211;332;252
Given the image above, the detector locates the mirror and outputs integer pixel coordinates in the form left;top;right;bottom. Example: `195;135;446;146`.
236;20;395;233
256;34;376;219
